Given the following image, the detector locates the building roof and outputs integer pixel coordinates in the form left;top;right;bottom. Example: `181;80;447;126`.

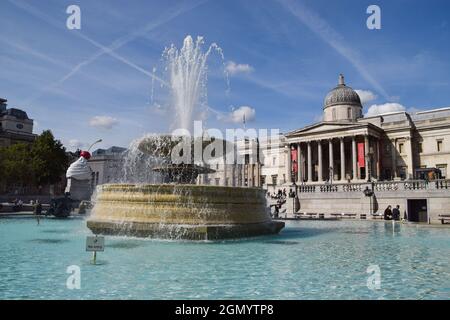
324;74;362;109
92;146;127;156
411;107;450;121
0;108;30;120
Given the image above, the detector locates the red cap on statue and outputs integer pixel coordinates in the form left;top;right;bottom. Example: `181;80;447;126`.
80;151;91;160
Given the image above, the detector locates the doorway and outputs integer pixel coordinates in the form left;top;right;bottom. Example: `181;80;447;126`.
407;199;428;222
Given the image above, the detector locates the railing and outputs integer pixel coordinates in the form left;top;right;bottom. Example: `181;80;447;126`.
298;185;316;193
435;179;450;189
319;185;338;193
375;181;399;191
297;179;450;194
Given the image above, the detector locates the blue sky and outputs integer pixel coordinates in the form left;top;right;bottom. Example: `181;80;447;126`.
1;0;450;150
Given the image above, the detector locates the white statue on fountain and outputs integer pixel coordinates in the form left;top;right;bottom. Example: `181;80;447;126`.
65;150;93;201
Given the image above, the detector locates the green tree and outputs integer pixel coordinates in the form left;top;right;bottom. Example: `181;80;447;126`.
0;143;33;187
30;130;69;186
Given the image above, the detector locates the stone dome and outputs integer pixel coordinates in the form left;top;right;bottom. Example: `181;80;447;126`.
324;74;362;109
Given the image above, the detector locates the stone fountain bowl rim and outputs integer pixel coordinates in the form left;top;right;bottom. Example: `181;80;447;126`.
97;183;264;191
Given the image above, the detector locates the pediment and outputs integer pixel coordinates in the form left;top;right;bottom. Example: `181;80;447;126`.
286;122;362;137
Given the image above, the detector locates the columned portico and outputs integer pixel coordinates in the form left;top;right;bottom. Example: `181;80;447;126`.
286;132;383;184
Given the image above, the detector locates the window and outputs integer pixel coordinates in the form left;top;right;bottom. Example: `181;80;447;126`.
436;164;447;179
437;140;443;152
271;175;278;185
272;157;276;166
347;108;352;119
16;123;24;129
215;178;220;186
398;143;404;154
261;175;266;185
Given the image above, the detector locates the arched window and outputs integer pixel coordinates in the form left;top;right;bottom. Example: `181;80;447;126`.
347;107;352;119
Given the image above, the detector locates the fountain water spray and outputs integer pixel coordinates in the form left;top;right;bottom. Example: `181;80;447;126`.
87;35;284;240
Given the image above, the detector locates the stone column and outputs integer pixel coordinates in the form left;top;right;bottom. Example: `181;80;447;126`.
318;140;323;182
307;141;312;183
297;143;302;183
352;136;357;181
365;135;370;180
285;145;291;184
241;164;246;187
376;139;381;179
391;139;397;179
340;137;346;181
405;136;414;179
329;139;334;181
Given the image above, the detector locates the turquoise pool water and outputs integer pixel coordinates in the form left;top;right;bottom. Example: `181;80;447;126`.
0;217;449;300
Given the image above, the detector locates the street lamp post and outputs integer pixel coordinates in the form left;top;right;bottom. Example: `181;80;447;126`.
363;185;374;216
88;139;103;152
290;181;297;216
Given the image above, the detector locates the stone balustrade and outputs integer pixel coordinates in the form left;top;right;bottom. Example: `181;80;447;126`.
297;179;450;194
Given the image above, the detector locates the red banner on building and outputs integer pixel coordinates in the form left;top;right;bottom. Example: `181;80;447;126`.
357;142;365;168
291;148;298;173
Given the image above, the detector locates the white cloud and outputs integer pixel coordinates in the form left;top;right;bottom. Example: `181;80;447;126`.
89;116;119;129
225;61;254;75
217;106;256;124
355;89;377;105
229;106;256;123
366;103;406;117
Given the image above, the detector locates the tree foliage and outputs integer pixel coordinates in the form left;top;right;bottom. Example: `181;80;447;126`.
0;130;69;189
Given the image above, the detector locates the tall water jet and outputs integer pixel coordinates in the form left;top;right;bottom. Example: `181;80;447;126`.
87;35;284;240
164;35;213;132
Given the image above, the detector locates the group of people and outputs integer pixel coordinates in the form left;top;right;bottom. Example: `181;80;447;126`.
267;189;288;219
383;205;402;221
267;189;287;200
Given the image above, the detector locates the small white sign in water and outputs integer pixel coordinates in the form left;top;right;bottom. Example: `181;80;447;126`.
86;236;105;252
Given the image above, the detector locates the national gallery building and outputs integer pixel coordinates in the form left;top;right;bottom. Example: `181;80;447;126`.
201;75;450;222
283;74;449;184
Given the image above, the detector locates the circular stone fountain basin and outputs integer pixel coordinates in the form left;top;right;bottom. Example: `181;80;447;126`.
87;184;285;240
